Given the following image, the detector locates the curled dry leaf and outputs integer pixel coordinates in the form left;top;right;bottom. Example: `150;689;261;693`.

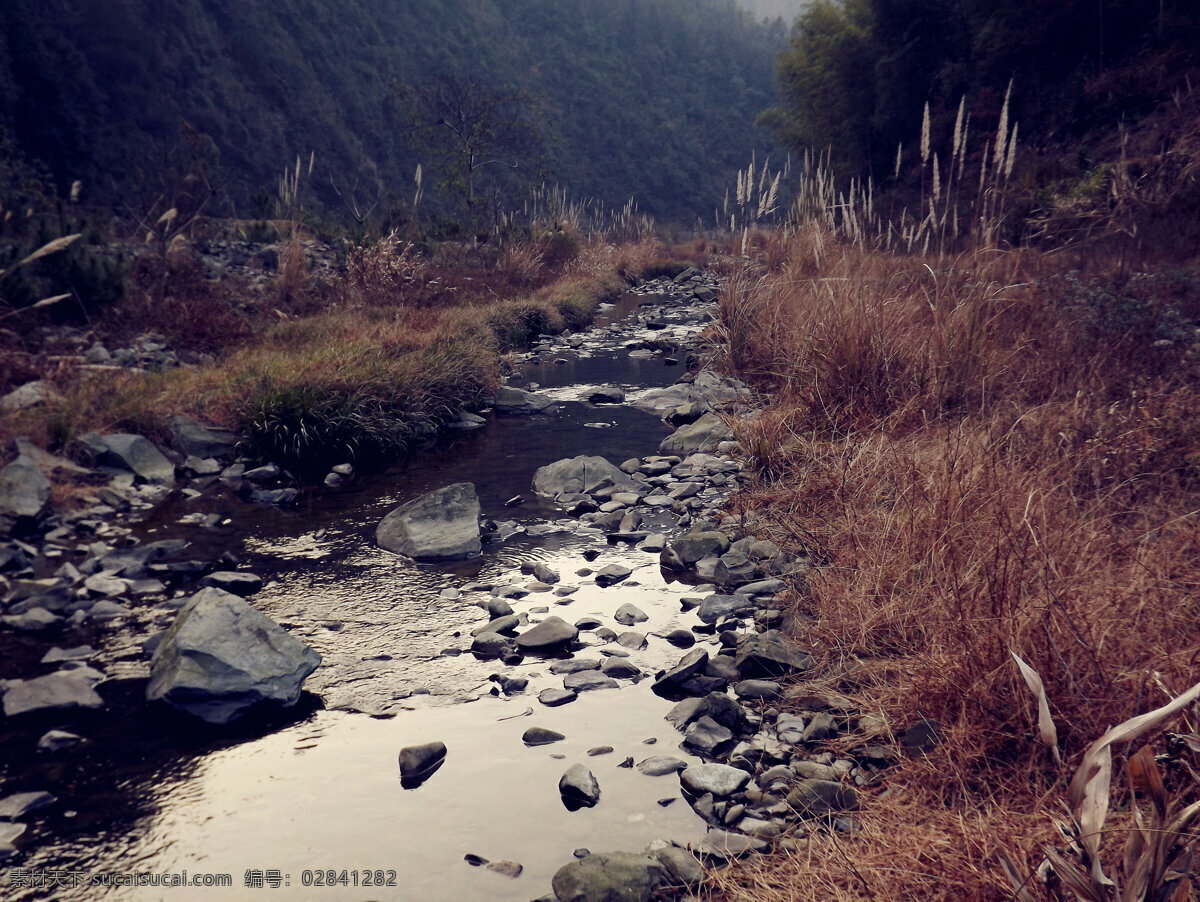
1011;650;1062;765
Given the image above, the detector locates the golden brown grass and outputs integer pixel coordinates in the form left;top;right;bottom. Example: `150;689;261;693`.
0;234;668;469
714;230;1200;900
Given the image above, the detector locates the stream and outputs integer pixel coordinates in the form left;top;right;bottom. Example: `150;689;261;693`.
2;284;747;900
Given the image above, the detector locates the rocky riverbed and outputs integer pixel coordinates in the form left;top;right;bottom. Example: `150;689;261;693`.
0;269;900;900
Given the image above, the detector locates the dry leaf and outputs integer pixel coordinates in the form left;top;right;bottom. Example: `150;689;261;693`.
1012;650;1063;764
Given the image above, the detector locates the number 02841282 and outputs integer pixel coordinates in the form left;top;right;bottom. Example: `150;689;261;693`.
301;870;398;887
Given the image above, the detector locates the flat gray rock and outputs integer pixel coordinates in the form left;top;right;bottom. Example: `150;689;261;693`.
169;415;238;459
78;433;175;484
552;851;665;902
562;671;619;692
636;756;689;776
0;791;56;819
3;670;104;717
0;456;52;521
514;615;578;650
600;657;643;680
680;762;750;797
146;587;321;724
532;455;635;498
595;564;632;587
538;688;577;707
376;483;481;560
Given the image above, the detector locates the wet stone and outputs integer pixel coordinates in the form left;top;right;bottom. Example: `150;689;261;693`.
600;657;642;680
613;602;648;625
636;756;688;776
538;688;577;707
562;671;620;693
559;764;601;809
0;791;56;819
616;631;647;650
523;727;566;746
398;741;447;788
683;716;735;757
550;658;602;675
594;564;632;587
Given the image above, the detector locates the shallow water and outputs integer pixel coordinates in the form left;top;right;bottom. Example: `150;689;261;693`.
3;290;734;900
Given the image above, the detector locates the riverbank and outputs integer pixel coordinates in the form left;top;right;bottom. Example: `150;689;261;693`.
0;232;685;480
701;232;1200;900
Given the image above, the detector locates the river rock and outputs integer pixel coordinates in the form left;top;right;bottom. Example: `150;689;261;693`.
551;851;665;902
376;483;481;560
200;571;264;595
539;688;577;707
398;741;447;788
733;680;781;700
1;608;61;631
594;565;632;587
613;602;647;625
494;386;558;415
78;433;175;485
587;386;625;404
563;671;619;692
550;658;601;675
471;633;513;659
532;455;635;498
559;764;600;809
785;779;859;817
600;657;642;680
533;563;561;584
660;531;730;570
658;413;731;456
653;846;705;888
37;730;84;752
734;630;811;678
697;593;756;625
3;669;105;716
0;791;56;819
523;727;566;746
683;716;735;756
1;380;57;413
661;629;696;649
515;615;578;650
146;587;321;724
636;756;688;776
697;830;768;860
169;415;239;460
0;456;52;525
651;648;709;698
680;763;750;798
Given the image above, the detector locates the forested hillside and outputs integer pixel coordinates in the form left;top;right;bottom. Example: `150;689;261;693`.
761;0;1200;179
0;0;780;226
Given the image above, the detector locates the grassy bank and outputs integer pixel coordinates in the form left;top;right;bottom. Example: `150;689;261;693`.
703;234;1200;899
1;231;671;474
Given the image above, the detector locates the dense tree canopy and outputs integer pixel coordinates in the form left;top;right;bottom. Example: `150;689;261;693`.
762;0;1200;178
0;0;782;226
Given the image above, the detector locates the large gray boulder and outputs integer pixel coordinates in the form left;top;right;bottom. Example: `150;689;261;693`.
146;588;321;724
376;483;481;560
0;456;52;523
552;851;666;902
532;456;635;498
78;433;175;485
657;413;732;456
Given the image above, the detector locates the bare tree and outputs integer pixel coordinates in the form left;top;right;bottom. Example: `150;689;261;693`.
396;74;547;231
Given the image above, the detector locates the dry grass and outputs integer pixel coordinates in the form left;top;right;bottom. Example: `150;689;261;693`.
1;233;666;470
714;231;1200;900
